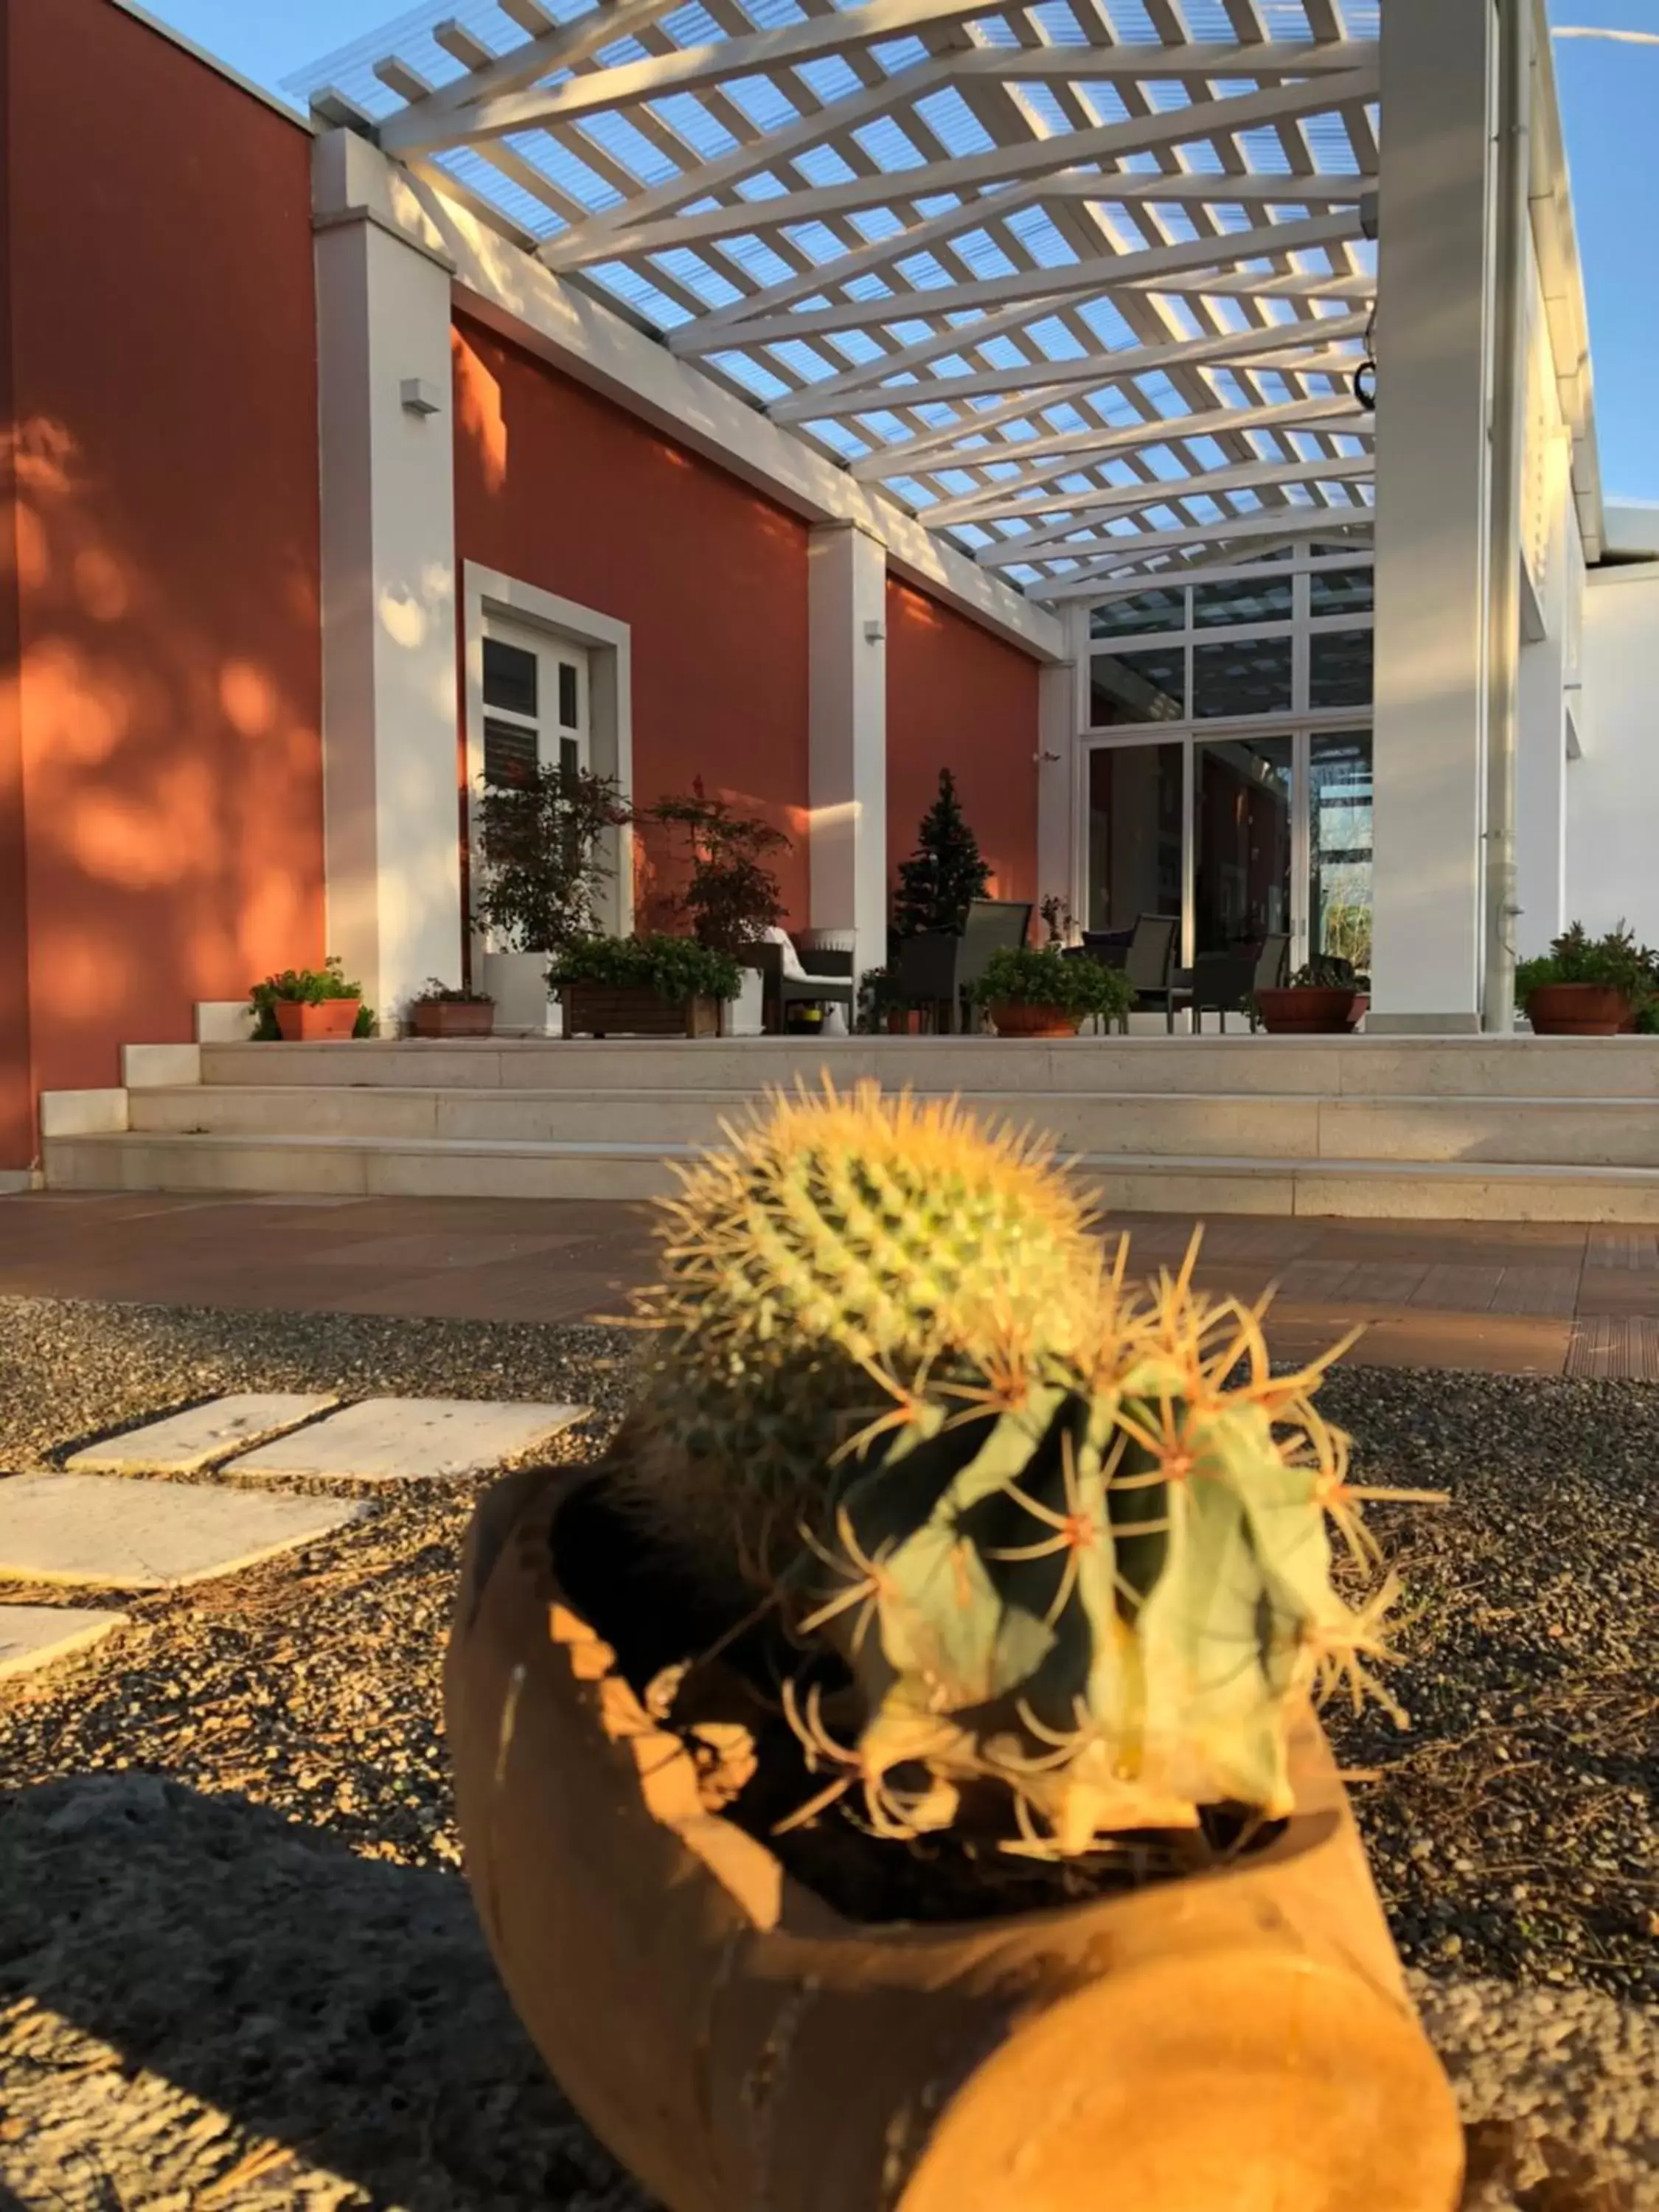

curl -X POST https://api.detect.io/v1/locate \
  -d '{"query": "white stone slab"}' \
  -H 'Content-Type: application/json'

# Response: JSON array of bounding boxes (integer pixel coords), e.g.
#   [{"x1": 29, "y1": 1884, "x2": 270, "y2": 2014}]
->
[
  {"x1": 0, "y1": 1605, "x2": 128, "y2": 1681},
  {"x1": 225, "y1": 1397, "x2": 585, "y2": 1484},
  {"x1": 0, "y1": 1475, "x2": 369, "y2": 1590},
  {"x1": 67, "y1": 1394, "x2": 339, "y2": 1475}
]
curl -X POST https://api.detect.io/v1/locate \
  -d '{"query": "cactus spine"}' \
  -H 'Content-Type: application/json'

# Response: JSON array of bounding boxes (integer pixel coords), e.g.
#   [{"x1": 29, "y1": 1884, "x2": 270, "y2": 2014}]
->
[{"x1": 619, "y1": 1085, "x2": 1416, "y2": 1853}]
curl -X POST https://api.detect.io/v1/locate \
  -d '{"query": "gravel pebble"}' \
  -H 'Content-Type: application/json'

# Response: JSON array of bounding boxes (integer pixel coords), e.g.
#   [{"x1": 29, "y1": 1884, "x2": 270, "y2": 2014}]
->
[{"x1": 0, "y1": 1298, "x2": 1654, "y2": 2208}]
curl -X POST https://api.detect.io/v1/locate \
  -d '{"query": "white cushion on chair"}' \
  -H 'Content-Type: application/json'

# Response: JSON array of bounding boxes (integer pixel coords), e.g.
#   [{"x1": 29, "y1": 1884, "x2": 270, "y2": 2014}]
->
[{"x1": 763, "y1": 925, "x2": 807, "y2": 981}]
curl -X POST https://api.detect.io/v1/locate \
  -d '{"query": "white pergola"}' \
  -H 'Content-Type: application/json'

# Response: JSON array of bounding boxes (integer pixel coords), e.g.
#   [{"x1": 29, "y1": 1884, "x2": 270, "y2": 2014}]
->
[{"x1": 297, "y1": 0, "x2": 1379, "y2": 601}]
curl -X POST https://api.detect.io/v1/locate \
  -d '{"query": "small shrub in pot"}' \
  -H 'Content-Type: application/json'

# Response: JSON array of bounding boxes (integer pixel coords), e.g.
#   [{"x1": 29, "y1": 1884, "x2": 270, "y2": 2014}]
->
[
  {"x1": 970, "y1": 944, "x2": 1133, "y2": 1037},
  {"x1": 548, "y1": 931, "x2": 742, "y2": 1037},
  {"x1": 1253, "y1": 954, "x2": 1367, "y2": 1036},
  {"x1": 248, "y1": 958, "x2": 372, "y2": 1042},
  {"x1": 408, "y1": 978, "x2": 495, "y2": 1039},
  {"x1": 1517, "y1": 921, "x2": 1658, "y2": 1035}
]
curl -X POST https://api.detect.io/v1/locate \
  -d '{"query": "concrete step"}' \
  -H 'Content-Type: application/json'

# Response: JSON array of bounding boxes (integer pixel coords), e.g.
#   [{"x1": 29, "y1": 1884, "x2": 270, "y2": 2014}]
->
[
  {"x1": 192, "y1": 1034, "x2": 1659, "y2": 1102},
  {"x1": 42, "y1": 1130, "x2": 1659, "y2": 1221},
  {"x1": 122, "y1": 1083, "x2": 1659, "y2": 1169}
]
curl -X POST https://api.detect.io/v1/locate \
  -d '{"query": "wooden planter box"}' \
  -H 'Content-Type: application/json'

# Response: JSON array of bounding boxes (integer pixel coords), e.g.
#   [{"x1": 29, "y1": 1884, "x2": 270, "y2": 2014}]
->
[
  {"x1": 273, "y1": 998, "x2": 361, "y2": 1042},
  {"x1": 560, "y1": 982, "x2": 723, "y2": 1040},
  {"x1": 410, "y1": 1001, "x2": 494, "y2": 1038}
]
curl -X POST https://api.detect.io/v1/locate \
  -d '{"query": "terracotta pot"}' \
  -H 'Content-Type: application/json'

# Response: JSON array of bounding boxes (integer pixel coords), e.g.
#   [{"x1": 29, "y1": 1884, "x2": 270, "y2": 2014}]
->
[
  {"x1": 986, "y1": 1002, "x2": 1082, "y2": 1039},
  {"x1": 445, "y1": 1469, "x2": 1464, "y2": 2212},
  {"x1": 1526, "y1": 983, "x2": 1629, "y2": 1037},
  {"x1": 273, "y1": 998, "x2": 361, "y2": 1042},
  {"x1": 410, "y1": 1000, "x2": 494, "y2": 1038},
  {"x1": 560, "y1": 983, "x2": 723, "y2": 1040},
  {"x1": 885, "y1": 1009, "x2": 922, "y2": 1035},
  {"x1": 1253, "y1": 987, "x2": 1366, "y2": 1037}
]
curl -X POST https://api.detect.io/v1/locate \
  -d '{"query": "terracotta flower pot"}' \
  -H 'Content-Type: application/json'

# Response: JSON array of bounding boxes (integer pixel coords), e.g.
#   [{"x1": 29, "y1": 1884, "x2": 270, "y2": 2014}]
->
[
  {"x1": 1526, "y1": 983, "x2": 1629, "y2": 1037},
  {"x1": 985, "y1": 1002, "x2": 1082, "y2": 1040},
  {"x1": 445, "y1": 1469, "x2": 1464, "y2": 2212},
  {"x1": 272, "y1": 998, "x2": 361, "y2": 1041},
  {"x1": 410, "y1": 1000, "x2": 493, "y2": 1038},
  {"x1": 1253, "y1": 987, "x2": 1366, "y2": 1037}
]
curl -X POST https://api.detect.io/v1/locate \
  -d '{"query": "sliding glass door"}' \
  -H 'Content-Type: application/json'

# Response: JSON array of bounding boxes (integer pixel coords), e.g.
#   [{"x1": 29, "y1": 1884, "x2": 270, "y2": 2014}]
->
[{"x1": 1082, "y1": 726, "x2": 1372, "y2": 978}]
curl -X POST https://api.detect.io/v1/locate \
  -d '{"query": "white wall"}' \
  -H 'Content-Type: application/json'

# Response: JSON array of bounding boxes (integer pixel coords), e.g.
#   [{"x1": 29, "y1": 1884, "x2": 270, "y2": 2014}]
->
[{"x1": 1567, "y1": 563, "x2": 1659, "y2": 945}]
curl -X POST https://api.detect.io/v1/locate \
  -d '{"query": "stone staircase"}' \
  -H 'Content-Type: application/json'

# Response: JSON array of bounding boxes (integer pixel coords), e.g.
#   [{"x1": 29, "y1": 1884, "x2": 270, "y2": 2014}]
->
[{"x1": 36, "y1": 1031, "x2": 1659, "y2": 1221}]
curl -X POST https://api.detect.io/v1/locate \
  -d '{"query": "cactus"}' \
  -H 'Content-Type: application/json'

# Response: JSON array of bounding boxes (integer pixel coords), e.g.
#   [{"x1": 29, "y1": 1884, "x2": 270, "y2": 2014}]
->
[
  {"x1": 619, "y1": 1079, "x2": 1100, "y2": 1576},
  {"x1": 774, "y1": 1250, "x2": 1419, "y2": 1850}
]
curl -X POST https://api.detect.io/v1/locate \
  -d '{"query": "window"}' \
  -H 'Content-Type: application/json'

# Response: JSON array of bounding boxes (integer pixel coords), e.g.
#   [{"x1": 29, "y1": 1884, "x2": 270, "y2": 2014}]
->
[
  {"x1": 483, "y1": 639, "x2": 538, "y2": 718},
  {"x1": 1086, "y1": 743, "x2": 1183, "y2": 931},
  {"x1": 1310, "y1": 732, "x2": 1374, "y2": 974},
  {"x1": 557, "y1": 661, "x2": 580, "y2": 728},
  {"x1": 483, "y1": 718, "x2": 538, "y2": 789},
  {"x1": 1192, "y1": 635, "x2": 1294, "y2": 720},
  {"x1": 1308, "y1": 628, "x2": 1374, "y2": 712},
  {"x1": 1089, "y1": 643, "x2": 1186, "y2": 726},
  {"x1": 1309, "y1": 567, "x2": 1374, "y2": 618},
  {"x1": 1191, "y1": 574, "x2": 1294, "y2": 628},
  {"x1": 1089, "y1": 589, "x2": 1187, "y2": 640}
]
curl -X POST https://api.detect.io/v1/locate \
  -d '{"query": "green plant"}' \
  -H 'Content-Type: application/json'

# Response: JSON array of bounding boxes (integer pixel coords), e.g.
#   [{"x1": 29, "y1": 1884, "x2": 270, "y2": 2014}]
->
[
  {"x1": 411, "y1": 977, "x2": 494, "y2": 1005},
  {"x1": 548, "y1": 931, "x2": 742, "y2": 1005},
  {"x1": 891, "y1": 768, "x2": 991, "y2": 939},
  {"x1": 855, "y1": 966, "x2": 900, "y2": 1032},
  {"x1": 248, "y1": 958, "x2": 374, "y2": 1040},
  {"x1": 619, "y1": 1083, "x2": 1101, "y2": 1577},
  {"x1": 970, "y1": 945, "x2": 1133, "y2": 1023},
  {"x1": 647, "y1": 781, "x2": 789, "y2": 954},
  {"x1": 474, "y1": 762, "x2": 628, "y2": 954},
  {"x1": 1289, "y1": 955, "x2": 1358, "y2": 990},
  {"x1": 1039, "y1": 894, "x2": 1074, "y2": 946},
  {"x1": 622, "y1": 1088, "x2": 1424, "y2": 1854},
  {"x1": 1517, "y1": 921, "x2": 1657, "y2": 1013}
]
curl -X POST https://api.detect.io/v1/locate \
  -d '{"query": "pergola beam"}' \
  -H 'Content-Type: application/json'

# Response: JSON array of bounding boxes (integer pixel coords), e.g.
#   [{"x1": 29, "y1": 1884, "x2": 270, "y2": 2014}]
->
[
  {"x1": 959, "y1": 450, "x2": 1375, "y2": 541},
  {"x1": 671, "y1": 211, "x2": 1362, "y2": 353},
  {"x1": 1034, "y1": 507, "x2": 1374, "y2": 594},
  {"x1": 854, "y1": 394, "x2": 1369, "y2": 489},
  {"x1": 767, "y1": 307, "x2": 1368, "y2": 420}
]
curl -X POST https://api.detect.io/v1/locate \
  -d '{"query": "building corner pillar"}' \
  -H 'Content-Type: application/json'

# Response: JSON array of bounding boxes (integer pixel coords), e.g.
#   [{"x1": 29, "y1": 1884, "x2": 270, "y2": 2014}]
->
[
  {"x1": 313, "y1": 129, "x2": 461, "y2": 1030},
  {"x1": 808, "y1": 523, "x2": 888, "y2": 987}
]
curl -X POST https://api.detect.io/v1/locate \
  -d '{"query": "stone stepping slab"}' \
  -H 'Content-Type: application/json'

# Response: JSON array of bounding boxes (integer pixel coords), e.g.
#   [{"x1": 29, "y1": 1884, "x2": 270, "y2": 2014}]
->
[
  {"x1": 0, "y1": 1475, "x2": 369, "y2": 1591},
  {"x1": 66, "y1": 1394, "x2": 338, "y2": 1475},
  {"x1": 0, "y1": 1604, "x2": 128, "y2": 1681},
  {"x1": 225, "y1": 1398, "x2": 585, "y2": 1484}
]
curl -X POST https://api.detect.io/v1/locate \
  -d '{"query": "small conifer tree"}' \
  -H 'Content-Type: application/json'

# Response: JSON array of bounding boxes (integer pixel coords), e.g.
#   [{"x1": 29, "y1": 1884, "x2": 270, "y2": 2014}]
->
[{"x1": 891, "y1": 768, "x2": 990, "y2": 937}]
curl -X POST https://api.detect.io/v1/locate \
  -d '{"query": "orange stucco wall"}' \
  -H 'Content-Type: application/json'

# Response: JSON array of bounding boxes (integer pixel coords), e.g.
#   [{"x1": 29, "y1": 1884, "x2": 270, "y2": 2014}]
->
[
  {"x1": 886, "y1": 577, "x2": 1040, "y2": 911},
  {"x1": 451, "y1": 316, "x2": 810, "y2": 927},
  {"x1": 0, "y1": 0, "x2": 324, "y2": 1169}
]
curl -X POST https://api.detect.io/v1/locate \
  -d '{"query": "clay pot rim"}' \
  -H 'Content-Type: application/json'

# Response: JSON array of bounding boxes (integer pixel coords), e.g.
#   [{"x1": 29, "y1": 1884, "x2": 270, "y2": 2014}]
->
[{"x1": 498, "y1": 1470, "x2": 1355, "y2": 1952}]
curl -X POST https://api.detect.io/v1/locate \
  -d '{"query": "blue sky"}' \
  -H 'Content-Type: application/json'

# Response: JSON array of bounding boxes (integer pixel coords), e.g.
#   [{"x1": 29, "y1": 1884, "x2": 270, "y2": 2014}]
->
[{"x1": 140, "y1": 0, "x2": 1659, "y2": 501}]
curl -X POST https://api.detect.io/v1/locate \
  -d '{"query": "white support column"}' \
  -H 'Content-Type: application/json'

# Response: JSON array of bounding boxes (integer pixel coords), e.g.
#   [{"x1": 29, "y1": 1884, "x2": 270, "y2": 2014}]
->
[
  {"x1": 1037, "y1": 611, "x2": 1079, "y2": 932},
  {"x1": 313, "y1": 131, "x2": 462, "y2": 1029},
  {"x1": 1514, "y1": 439, "x2": 1577, "y2": 958},
  {"x1": 809, "y1": 524, "x2": 888, "y2": 984},
  {"x1": 1368, "y1": 0, "x2": 1497, "y2": 1033}
]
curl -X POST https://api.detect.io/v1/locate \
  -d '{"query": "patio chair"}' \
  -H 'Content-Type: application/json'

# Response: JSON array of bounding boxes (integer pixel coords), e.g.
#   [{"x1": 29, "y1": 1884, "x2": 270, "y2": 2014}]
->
[
  {"x1": 739, "y1": 928, "x2": 855, "y2": 1032},
  {"x1": 888, "y1": 898, "x2": 1032, "y2": 1034},
  {"x1": 1074, "y1": 913, "x2": 1180, "y2": 1032},
  {"x1": 1184, "y1": 933, "x2": 1291, "y2": 1033}
]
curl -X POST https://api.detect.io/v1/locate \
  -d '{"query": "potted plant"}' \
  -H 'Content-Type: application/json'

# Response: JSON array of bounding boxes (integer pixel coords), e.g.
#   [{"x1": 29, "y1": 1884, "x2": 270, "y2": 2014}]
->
[
  {"x1": 248, "y1": 959, "x2": 370, "y2": 1043},
  {"x1": 445, "y1": 1088, "x2": 1464, "y2": 2212},
  {"x1": 549, "y1": 932, "x2": 742, "y2": 1038},
  {"x1": 970, "y1": 944, "x2": 1134, "y2": 1038},
  {"x1": 1517, "y1": 921, "x2": 1656, "y2": 1037},
  {"x1": 647, "y1": 782, "x2": 790, "y2": 1037},
  {"x1": 1039, "y1": 893, "x2": 1076, "y2": 947},
  {"x1": 1253, "y1": 955, "x2": 1368, "y2": 1037},
  {"x1": 857, "y1": 966, "x2": 917, "y2": 1035},
  {"x1": 473, "y1": 762, "x2": 629, "y2": 1032},
  {"x1": 407, "y1": 978, "x2": 495, "y2": 1040}
]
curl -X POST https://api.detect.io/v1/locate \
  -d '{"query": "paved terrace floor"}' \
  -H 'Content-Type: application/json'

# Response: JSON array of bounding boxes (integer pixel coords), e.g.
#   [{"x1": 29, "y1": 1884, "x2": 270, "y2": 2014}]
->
[{"x1": 2, "y1": 1194, "x2": 1658, "y2": 1378}]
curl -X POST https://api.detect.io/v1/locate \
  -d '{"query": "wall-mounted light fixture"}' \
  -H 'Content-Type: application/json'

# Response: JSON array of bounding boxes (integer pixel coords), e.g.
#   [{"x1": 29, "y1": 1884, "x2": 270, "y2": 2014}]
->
[
  {"x1": 400, "y1": 377, "x2": 444, "y2": 417},
  {"x1": 863, "y1": 619, "x2": 886, "y2": 644}
]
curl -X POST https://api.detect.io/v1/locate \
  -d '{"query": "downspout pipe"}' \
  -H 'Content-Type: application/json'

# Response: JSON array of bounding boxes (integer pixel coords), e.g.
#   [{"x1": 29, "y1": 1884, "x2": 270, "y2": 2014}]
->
[{"x1": 1483, "y1": 0, "x2": 1532, "y2": 1032}]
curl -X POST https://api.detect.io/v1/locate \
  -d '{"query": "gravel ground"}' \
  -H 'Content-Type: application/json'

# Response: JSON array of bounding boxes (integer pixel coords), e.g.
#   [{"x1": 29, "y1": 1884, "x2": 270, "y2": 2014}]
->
[{"x1": 0, "y1": 1294, "x2": 1655, "y2": 2210}]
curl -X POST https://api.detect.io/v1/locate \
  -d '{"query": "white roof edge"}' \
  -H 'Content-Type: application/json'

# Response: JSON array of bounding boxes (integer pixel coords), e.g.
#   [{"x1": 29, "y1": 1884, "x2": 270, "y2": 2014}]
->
[
  {"x1": 1528, "y1": 0, "x2": 1604, "y2": 564},
  {"x1": 316, "y1": 132, "x2": 1065, "y2": 664},
  {"x1": 109, "y1": 0, "x2": 316, "y2": 132}
]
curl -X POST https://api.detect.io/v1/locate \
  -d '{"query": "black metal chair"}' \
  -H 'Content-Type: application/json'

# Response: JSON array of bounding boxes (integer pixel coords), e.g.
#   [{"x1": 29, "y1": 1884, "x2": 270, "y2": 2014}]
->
[
  {"x1": 1183, "y1": 932, "x2": 1291, "y2": 1034},
  {"x1": 739, "y1": 931, "x2": 855, "y2": 1032},
  {"x1": 1071, "y1": 913, "x2": 1181, "y2": 1032},
  {"x1": 888, "y1": 899, "x2": 1032, "y2": 1034}
]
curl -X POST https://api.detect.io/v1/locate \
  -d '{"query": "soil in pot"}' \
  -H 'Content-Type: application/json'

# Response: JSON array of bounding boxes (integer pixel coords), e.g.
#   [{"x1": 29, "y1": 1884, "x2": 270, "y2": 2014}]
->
[
  {"x1": 1253, "y1": 987, "x2": 1363, "y2": 1037},
  {"x1": 551, "y1": 1476, "x2": 1281, "y2": 1925},
  {"x1": 1527, "y1": 983, "x2": 1629, "y2": 1037},
  {"x1": 273, "y1": 998, "x2": 361, "y2": 1041},
  {"x1": 986, "y1": 1004, "x2": 1082, "y2": 1040}
]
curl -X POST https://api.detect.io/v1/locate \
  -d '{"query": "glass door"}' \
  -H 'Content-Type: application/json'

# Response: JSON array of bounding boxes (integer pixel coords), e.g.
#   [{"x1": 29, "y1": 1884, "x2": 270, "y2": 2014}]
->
[{"x1": 1080, "y1": 726, "x2": 1371, "y2": 979}]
